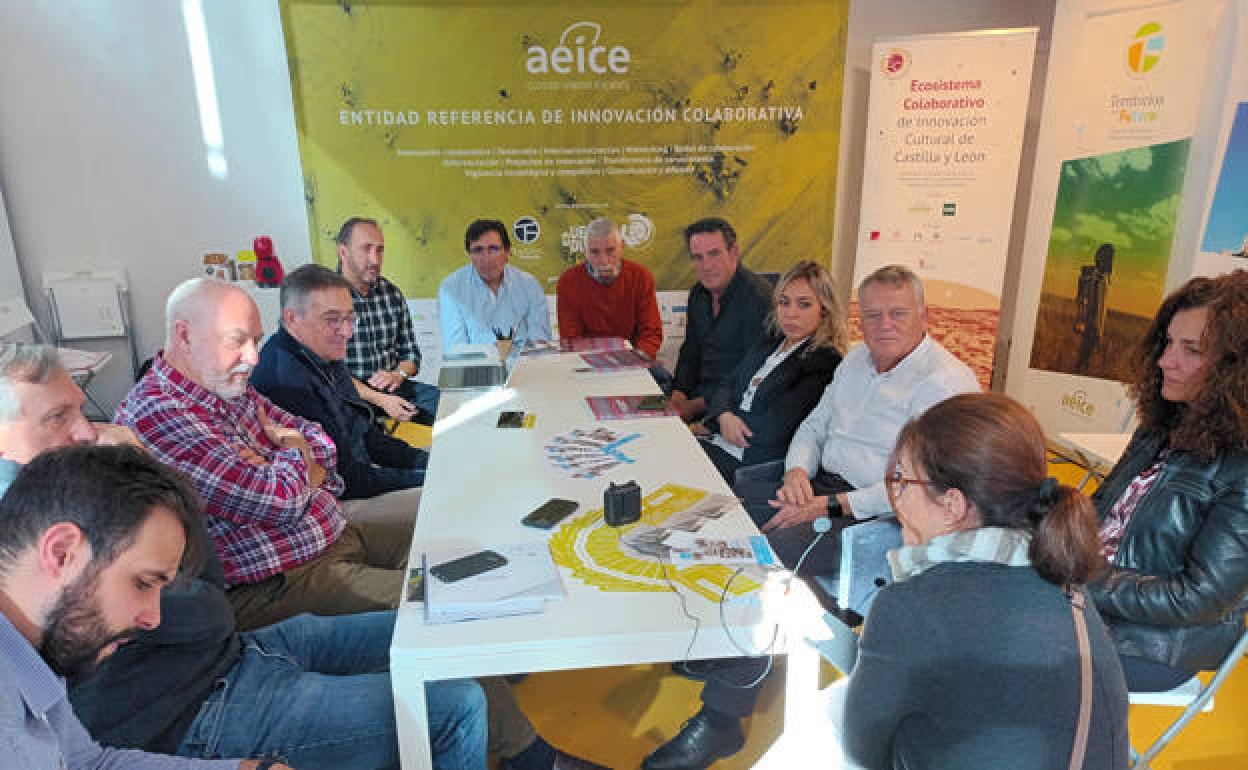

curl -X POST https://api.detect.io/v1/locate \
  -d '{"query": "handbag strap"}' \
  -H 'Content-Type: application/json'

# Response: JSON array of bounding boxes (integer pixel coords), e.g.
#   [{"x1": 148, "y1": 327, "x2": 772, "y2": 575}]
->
[{"x1": 1068, "y1": 588, "x2": 1093, "y2": 770}]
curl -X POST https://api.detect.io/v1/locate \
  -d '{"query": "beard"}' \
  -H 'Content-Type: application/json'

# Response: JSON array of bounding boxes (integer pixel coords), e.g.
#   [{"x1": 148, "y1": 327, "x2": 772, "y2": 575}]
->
[
  {"x1": 39, "y1": 567, "x2": 142, "y2": 682},
  {"x1": 207, "y1": 363, "x2": 254, "y2": 400}
]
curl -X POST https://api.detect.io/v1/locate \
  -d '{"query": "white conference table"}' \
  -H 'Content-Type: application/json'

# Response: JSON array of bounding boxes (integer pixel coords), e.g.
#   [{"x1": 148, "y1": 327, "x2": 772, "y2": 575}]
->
[{"x1": 389, "y1": 350, "x2": 827, "y2": 769}]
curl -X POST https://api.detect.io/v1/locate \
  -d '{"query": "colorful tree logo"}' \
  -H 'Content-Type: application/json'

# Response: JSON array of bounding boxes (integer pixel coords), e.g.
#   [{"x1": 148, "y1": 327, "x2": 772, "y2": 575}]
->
[{"x1": 1127, "y1": 22, "x2": 1164, "y2": 75}]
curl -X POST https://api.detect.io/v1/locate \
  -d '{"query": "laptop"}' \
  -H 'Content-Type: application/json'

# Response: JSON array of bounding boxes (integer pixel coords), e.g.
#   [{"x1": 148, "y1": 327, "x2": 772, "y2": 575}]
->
[{"x1": 437, "y1": 342, "x2": 522, "y2": 391}]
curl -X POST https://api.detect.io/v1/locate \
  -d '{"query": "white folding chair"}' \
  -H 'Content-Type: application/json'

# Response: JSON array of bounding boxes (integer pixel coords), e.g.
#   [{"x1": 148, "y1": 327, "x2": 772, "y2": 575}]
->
[{"x1": 1128, "y1": 626, "x2": 1248, "y2": 770}]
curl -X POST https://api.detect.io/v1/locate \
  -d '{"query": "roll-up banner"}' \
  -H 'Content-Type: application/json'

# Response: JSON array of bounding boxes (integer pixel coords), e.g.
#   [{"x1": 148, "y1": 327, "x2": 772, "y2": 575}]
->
[
  {"x1": 1006, "y1": 0, "x2": 1226, "y2": 433},
  {"x1": 1194, "y1": 3, "x2": 1248, "y2": 278},
  {"x1": 852, "y1": 28, "x2": 1037, "y2": 389}
]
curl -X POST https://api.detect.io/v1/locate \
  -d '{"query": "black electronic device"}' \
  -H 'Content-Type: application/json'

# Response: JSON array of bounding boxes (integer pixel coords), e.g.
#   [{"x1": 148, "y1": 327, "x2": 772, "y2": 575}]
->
[
  {"x1": 429, "y1": 550, "x2": 508, "y2": 583},
  {"x1": 604, "y1": 480, "x2": 642, "y2": 527},
  {"x1": 522, "y1": 498, "x2": 579, "y2": 529},
  {"x1": 497, "y1": 410, "x2": 526, "y2": 429}
]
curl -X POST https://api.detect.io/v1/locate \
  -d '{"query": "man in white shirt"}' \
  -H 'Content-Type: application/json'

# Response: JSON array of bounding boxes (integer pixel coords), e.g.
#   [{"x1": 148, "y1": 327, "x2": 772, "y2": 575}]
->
[
  {"x1": 438, "y1": 219, "x2": 552, "y2": 348},
  {"x1": 644, "y1": 265, "x2": 980, "y2": 770},
  {"x1": 748, "y1": 263, "x2": 981, "y2": 574}
]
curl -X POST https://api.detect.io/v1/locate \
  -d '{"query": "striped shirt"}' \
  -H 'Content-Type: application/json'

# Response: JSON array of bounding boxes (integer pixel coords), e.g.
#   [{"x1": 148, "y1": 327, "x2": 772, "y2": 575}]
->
[{"x1": 116, "y1": 354, "x2": 346, "y2": 586}]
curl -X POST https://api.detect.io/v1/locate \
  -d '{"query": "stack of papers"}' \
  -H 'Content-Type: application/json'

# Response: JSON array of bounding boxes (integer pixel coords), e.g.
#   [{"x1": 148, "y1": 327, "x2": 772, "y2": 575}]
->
[{"x1": 424, "y1": 543, "x2": 563, "y2": 624}]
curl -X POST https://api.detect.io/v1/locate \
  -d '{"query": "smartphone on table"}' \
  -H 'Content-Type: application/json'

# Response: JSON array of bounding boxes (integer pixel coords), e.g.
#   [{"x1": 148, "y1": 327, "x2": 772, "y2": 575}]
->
[
  {"x1": 429, "y1": 550, "x2": 508, "y2": 583},
  {"x1": 522, "y1": 498, "x2": 579, "y2": 529}
]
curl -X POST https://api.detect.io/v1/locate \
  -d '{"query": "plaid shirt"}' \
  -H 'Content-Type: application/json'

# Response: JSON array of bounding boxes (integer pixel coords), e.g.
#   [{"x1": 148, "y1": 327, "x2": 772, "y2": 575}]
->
[
  {"x1": 344, "y1": 274, "x2": 421, "y2": 379},
  {"x1": 116, "y1": 353, "x2": 346, "y2": 586}
]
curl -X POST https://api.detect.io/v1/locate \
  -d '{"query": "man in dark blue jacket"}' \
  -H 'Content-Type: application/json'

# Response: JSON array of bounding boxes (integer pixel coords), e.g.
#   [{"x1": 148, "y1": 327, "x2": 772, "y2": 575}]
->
[{"x1": 252, "y1": 264, "x2": 428, "y2": 501}]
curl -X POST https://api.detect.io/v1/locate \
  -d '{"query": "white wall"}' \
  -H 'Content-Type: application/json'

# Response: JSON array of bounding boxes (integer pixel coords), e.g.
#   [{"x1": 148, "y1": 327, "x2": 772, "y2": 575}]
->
[
  {"x1": 0, "y1": 0, "x2": 1053, "y2": 409},
  {"x1": 0, "y1": 1, "x2": 310, "y2": 410},
  {"x1": 832, "y1": 0, "x2": 1056, "y2": 387}
]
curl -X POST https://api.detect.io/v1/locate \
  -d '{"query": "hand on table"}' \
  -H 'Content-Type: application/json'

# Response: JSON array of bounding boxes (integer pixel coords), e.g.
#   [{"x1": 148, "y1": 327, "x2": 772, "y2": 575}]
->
[
  {"x1": 717, "y1": 412, "x2": 753, "y2": 448},
  {"x1": 239, "y1": 761, "x2": 294, "y2": 770}
]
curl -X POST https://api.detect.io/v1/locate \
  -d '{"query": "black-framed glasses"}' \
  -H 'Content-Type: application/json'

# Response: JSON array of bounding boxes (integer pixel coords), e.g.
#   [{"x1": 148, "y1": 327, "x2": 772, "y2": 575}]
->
[{"x1": 884, "y1": 464, "x2": 939, "y2": 504}]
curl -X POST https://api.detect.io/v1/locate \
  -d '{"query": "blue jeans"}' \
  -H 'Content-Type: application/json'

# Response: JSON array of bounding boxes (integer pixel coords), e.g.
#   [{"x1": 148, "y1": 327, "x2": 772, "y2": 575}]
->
[
  {"x1": 396, "y1": 379, "x2": 441, "y2": 425},
  {"x1": 177, "y1": 611, "x2": 486, "y2": 770}
]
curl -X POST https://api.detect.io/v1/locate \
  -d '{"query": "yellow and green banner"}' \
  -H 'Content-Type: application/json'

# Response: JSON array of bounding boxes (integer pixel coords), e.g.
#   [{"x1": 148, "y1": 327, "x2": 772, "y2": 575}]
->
[{"x1": 280, "y1": 0, "x2": 847, "y2": 296}]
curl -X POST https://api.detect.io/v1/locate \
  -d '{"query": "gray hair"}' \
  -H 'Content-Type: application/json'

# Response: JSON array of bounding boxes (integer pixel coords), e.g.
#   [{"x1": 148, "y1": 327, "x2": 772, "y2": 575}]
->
[
  {"x1": 586, "y1": 217, "x2": 621, "y2": 243},
  {"x1": 0, "y1": 344, "x2": 65, "y2": 422},
  {"x1": 858, "y1": 264, "x2": 925, "y2": 308},
  {"x1": 164, "y1": 276, "x2": 236, "y2": 346},
  {"x1": 281, "y1": 264, "x2": 354, "y2": 317}
]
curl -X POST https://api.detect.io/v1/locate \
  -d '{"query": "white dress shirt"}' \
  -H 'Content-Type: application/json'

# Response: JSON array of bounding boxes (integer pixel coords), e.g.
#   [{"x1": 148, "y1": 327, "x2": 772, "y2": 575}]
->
[
  {"x1": 438, "y1": 263, "x2": 552, "y2": 346},
  {"x1": 785, "y1": 335, "x2": 980, "y2": 518}
]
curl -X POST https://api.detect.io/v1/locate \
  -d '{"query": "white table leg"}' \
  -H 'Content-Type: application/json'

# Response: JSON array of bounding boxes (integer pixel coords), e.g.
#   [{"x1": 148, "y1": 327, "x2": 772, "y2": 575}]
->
[{"x1": 392, "y1": 666, "x2": 433, "y2": 770}]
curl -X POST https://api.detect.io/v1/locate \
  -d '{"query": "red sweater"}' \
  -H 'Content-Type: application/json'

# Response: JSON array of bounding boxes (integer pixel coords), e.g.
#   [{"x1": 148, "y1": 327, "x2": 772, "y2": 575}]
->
[{"x1": 556, "y1": 259, "x2": 663, "y2": 359}]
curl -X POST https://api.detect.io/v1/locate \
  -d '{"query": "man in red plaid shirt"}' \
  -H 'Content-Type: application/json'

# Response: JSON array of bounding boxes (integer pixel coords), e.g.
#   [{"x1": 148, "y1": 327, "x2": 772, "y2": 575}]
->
[{"x1": 117, "y1": 277, "x2": 411, "y2": 631}]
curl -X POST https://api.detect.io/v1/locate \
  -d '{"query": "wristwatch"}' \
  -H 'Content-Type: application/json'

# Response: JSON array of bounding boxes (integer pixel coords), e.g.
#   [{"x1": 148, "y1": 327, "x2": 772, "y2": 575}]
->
[{"x1": 827, "y1": 496, "x2": 843, "y2": 517}]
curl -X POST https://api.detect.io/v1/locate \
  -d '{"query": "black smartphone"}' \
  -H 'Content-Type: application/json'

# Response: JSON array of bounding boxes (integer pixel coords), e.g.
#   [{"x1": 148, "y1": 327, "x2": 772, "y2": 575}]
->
[
  {"x1": 429, "y1": 550, "x2": 508, "y2": 583},
  {"x1": 522, "y1": 498, "x2": 579, "y2": 529},
  {"x1": 497, "y1": 410, "x2": 525, "y2": 429},
  {"x1": 637, "y1": 394, "x2": 668, "y2": 411}
]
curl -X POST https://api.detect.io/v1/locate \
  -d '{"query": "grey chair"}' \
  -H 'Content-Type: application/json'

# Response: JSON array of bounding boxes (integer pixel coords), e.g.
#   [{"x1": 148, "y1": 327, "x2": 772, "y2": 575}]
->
[
  {"x1": 1127, "y1": 625, "x2": 1248, "y2": 770},
  {"x1": 835, "y1": 517, "x2": 903, "y2": 621}
]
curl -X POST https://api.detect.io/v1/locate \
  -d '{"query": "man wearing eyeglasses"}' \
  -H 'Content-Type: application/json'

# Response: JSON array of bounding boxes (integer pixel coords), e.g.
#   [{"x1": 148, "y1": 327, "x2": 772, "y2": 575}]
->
[
  {"x1": 645, "y1": 264, "x2": 979, "y2": 770},
  {"x1": 338, "y1": 216, "x2": 441, "y2": 425},
  {"x1": 753, "y1": 263, "x2": 979, "y2": 570},
  {"x1": 439, "y1": 219, "x2": 552, "y2": 348},
  {"x1": 252, "y1": 264, "x2": 428, "y2": 502}
]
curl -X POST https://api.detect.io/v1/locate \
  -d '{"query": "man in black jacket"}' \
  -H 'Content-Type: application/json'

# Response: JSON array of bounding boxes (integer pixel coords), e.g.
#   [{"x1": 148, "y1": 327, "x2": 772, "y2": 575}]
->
[
  {"x1": 669, "y1": 218, "x2": 772, "y2": 421},
  {"x1": 251, "y1": 264, "x2": 428, "y2": 502}
]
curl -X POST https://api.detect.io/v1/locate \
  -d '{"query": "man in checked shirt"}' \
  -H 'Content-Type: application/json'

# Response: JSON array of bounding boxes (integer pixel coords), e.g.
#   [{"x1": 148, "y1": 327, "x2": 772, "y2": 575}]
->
[
  {"x1": 337, "y1": 216, "x2": 441, "y2": 425},
  {"x1": 116, "y1": 277, "x2": 412, "y2": 632}
]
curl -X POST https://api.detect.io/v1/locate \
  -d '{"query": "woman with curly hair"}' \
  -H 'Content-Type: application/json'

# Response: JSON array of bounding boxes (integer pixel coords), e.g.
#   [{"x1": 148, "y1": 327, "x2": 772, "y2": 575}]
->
[{"x1": 1089, "y1": 270, "x2": 1248, "y2": 691}]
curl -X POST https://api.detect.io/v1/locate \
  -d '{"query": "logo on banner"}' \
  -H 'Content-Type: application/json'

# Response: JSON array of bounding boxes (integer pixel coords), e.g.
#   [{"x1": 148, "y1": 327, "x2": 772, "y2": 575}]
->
[
  {"x1": 562, "y1": 225, "x2": 589, "y2": 257},
  {"x1": 513, "y1": 216, "x2": 541, "y2": 245},
  {"x1": 620, "y1": 214, "x2": 654, "y2": 247},
  {"x1": 879, "y1": 49, "x2": 910, "y2": 78},
  {"x1": 526, "y1": 21, "x2": 631, "y2": 75},
  {"x1": 1126, "y1": 22, "x2": 1164, "y2": 75},
  {"x1": 1060, "y1": 390, "x2": 1096, "y2": 418}
]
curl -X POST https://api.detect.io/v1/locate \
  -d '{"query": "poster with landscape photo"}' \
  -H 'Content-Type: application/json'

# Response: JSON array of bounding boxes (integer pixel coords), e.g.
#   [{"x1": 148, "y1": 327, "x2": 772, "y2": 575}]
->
[{"x1": 1029, "y1": 138, "x2": 1190, "y2": 382}]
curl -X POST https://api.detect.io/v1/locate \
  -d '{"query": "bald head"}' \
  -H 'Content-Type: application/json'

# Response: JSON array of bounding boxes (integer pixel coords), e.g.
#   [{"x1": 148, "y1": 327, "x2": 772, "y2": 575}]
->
[{"x1": 163, "y1": 277, "x2": 262, "y2": 400}]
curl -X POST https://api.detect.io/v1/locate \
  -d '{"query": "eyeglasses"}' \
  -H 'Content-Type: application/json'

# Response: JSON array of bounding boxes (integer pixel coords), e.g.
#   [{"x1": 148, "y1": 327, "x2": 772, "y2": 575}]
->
[
  {"x1": 884, "y1": 464, "x2": 939, "y2": 506},
  {"x1": 320, "y1": 313, "x2": 356, "y2": 330},
  {"x1": 469, "y1": 244, "x2": 504, "y2": 256}
]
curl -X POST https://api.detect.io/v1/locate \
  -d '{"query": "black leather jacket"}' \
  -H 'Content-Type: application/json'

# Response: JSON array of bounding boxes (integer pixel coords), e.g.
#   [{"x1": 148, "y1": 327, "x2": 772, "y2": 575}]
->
[{"x1": 1088, "y1": 426, "x2": 1248, "y2": 672}]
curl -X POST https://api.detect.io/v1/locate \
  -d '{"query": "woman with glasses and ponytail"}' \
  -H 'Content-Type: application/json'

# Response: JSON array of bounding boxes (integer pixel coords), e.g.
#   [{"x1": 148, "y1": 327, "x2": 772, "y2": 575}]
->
[
  {"x1": 843, "y1": 393, "x2": 1128, "y2": 770},
  {"x1": 1088, "y1": 271, "x2": 1248, "y2": 693}
]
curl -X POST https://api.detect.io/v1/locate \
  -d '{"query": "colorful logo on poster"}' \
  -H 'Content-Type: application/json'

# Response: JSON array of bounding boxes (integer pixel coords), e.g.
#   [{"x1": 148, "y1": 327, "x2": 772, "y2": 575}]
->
[
  {"x1": 1126, "y1": 22, "x2": 1164, "y2": 76},
  {"x1": 526, "y1": 21, "x2": 631, "y2": 75},
  {"x1": 880, "y1": 48, "x2": 909, "y2": 78}
]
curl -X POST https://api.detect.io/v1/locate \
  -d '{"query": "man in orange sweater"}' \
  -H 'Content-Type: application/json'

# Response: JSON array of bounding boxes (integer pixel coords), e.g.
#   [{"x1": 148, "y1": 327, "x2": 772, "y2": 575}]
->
[{"x1": 556, "y1": 217, "x2": 664, "y2": 360}]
